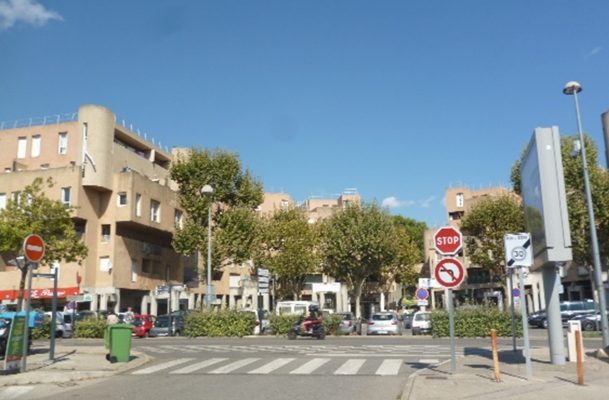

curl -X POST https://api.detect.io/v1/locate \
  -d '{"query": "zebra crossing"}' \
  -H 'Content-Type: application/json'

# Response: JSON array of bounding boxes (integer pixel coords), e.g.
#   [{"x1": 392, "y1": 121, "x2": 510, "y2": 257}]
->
[
  {"x1": 134, "y1": 343, "x2": 452, "y2": 356},
  {"x1": 130, "y1": 355, "x2": 441, "y2": 376},
  {"x1": 0, "y1": 386, "x2": 34, "y2": 400}
]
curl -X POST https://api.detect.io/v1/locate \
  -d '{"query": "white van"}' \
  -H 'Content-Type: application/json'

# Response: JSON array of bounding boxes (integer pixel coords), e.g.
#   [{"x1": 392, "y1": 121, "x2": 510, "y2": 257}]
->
[
  {"x1": 44, "y1": 311, "x2": 73, "y2": 338},
  {"x1": 275, "y1": 301, "x2": 320, "y2": 316}
]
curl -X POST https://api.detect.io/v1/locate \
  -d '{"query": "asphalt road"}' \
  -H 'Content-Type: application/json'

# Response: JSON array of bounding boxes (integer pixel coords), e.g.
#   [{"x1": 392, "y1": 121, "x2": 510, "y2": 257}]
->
[{"x1": 30, "y1": 329, "x2": 603, "y2": 400}]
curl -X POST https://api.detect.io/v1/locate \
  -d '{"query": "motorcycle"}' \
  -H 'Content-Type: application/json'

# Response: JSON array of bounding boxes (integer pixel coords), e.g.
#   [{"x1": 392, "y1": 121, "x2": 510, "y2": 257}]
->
[{"x1": 287, "y1": 315, "x2": 325, "y2": 340}]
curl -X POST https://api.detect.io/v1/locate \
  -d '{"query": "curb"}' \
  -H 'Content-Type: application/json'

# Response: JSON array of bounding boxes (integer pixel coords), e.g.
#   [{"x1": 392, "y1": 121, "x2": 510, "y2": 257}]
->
[{"x1": 400, "y1": 355, "x2": 456, "y2": 400}]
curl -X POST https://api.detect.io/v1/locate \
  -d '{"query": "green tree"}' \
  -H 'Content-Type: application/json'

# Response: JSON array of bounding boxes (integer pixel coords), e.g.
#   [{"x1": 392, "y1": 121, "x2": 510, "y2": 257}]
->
[
  {"x1": 511, "y1": 134, "x2": 609, "y2": 269},
  {"x1": 256, "y1": 208, "x2": 320, "y2": 299},
  {"x1": 169, "y1": 149, "x2": 264, "y2": 300},
  {"x1": 320, "y1": 203, "x2": 398, "y2": 318},
  {"x1": 391, "y1": 215, "x2": 427, "y2": 256},
  {"x1": 459, "y1": 195, "x2": 525, "y2": 280},
  {"x1": 0, "y1": 178, "x2": 88, "y2": 310}
]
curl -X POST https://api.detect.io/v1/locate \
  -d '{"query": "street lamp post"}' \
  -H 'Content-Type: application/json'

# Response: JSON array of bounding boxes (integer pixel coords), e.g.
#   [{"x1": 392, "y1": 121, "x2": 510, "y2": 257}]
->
[
  {"x1": 563, "y1": 81, "x2": 609, "y2": 349},
  {"x1": 201, "y1": 185, "x2": 214, "y2": 309}
]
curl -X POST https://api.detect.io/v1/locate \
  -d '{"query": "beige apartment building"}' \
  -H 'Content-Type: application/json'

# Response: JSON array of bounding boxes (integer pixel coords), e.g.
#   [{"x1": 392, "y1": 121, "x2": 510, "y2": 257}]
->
[{"x1": 0, "y1": 104, "x2": 188, "y2": 315}]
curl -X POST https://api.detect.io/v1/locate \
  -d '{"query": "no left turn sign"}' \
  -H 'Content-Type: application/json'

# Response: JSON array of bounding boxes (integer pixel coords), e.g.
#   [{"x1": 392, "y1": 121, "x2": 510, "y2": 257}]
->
[{"x1": 434, "y1": 258, "x2": 465, "y2": 288}]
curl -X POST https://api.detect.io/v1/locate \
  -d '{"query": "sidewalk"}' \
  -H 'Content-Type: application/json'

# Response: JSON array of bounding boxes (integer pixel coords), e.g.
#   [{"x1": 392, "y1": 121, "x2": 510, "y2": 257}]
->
[
  {"x1": 402, "y1": 346, "x2": 609, "y2": 400},
  {"x1": 0, "y1": 344, "x2": 150, "y2": 387}
]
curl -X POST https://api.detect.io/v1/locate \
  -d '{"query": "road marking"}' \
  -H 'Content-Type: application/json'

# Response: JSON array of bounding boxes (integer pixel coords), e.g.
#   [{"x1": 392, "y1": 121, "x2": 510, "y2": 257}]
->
[
  {"x1": 0, "y1": 386, "x2": 34, "y2": 400},
  {"x1": 209, "y1": 358, "x2": 260, "y2": 374},
  {"x1": 334, "y1": 359, "x2": 365, "y2": 375},
  {"x1": 376, "y1": 359, "x2": 403, "y2": 375},
  {"x1": 132, "y1": 358, "x2": 194, "y2": 375},
  {"x1": 170, "y1": 358, "x2": 228, "y2": 374},
  {"x1": 289, "y1": 358, "x2": 330, "y2": 374},
  {"x1": 136, "y1": 345, "x2": 168, "y2": 353},
  {"x1": 247, "y1": 358, "x2": 296, "y2": 374}
]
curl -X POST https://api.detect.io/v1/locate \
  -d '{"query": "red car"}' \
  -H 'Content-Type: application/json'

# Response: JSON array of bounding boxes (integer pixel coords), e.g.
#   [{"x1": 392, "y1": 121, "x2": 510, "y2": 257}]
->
[{"x1": 132, "y1": 314, "x2": 155, "y2": 338}]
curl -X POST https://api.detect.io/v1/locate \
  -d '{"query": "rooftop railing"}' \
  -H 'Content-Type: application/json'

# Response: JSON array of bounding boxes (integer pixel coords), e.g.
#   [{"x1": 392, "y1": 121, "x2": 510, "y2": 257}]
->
[{"x1": 0, "y1": 113, "x2": 77, "y2": 129}]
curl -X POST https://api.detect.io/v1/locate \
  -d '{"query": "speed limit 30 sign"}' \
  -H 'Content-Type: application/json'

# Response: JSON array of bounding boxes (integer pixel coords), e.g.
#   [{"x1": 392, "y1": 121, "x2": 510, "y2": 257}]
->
[{"x1": 504, "y1": 233, "x2": 533, "y2": 268}]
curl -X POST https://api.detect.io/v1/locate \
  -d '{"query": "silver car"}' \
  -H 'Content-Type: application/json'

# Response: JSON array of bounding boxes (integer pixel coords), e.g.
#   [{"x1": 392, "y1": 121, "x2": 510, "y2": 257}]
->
[
  {"x1": 367, "y1": 312, "x2": 402, "y2": 335},
  {"x1": 337, "y1": 312, "x2": 355, "y2": 335}
]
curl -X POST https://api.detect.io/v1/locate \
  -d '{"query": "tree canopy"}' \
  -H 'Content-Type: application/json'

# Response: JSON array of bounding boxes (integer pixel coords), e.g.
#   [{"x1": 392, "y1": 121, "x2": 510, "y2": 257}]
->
[
  {"x1": 170, "y1": 148, "x2": 264, "y2": 276},
  {"x1": 0, "y1": 178, "x2": 88, "y2": 310},
  {"x1": 459, "y1": 194, "x2": 524, "y2": 279},
  {"x1": 256, "y1": 208, "x2": 320, "y2": 299}
]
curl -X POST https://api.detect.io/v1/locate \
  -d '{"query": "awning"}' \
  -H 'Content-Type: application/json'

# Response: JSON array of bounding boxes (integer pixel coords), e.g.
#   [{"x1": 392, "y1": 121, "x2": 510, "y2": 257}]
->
[{"x1": 0, "y1": 287, "x2": 80, "y2": 300}]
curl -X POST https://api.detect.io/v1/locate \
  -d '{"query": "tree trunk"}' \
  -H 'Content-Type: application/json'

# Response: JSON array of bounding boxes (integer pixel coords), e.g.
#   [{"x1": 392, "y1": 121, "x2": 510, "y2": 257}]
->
[{"x1": 353, "y1": 280, "x2": 365, "y2": 319}]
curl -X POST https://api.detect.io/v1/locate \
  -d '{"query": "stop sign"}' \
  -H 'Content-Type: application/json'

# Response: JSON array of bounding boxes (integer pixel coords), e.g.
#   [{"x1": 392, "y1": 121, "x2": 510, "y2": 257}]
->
[
  {"x1": 433, "y1": 226, "x2": 462, "y2": 255},
  {"x1": 23, "y1": 234, "x2": 45, "y2": 263}
]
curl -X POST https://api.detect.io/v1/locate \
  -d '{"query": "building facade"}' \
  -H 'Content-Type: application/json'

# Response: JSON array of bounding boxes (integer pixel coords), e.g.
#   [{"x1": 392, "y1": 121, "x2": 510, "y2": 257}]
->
[{"x1": 0, "y1": 105, "x2": 187, "y2": 315}]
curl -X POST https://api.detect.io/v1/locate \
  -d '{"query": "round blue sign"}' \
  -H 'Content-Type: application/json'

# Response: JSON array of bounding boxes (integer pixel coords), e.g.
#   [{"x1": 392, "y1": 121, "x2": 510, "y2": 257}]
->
[
  {"x1": 416, "y1": 288, "x2": 429, "y2": 301},
  {"x1": 512, "y1": 288, "x2": 520, "y2": 298}
]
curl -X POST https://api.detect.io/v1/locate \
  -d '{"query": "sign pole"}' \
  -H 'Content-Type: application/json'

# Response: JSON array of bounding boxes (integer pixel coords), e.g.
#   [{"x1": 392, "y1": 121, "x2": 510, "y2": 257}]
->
[
  {"x1": 447, "y1": 288, "x2": 456, "y2": 373},
  {"x1": 50, "y1": 267, "x2": 58, "y2": 361},
  {"x1": 518, "y1": 266, "x2": 533, "y2": 379},
  {"x1": 20, "y1": 263, "x2": 34, "y2": 373},
  {"x1": 508, "y1": 269, "x2": 517, "y2": 352}
]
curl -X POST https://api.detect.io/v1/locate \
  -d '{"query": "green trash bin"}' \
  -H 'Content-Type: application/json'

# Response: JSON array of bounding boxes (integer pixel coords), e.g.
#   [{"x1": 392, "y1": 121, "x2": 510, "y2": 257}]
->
[{"x1": 105, "y1": 324, "x2": 133, "y2": 363}]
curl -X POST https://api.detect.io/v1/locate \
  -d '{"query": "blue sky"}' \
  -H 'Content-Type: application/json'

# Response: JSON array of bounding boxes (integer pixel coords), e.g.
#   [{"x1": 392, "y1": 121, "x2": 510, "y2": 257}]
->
[{"x1": 1, "y1": 1, "x2": 609, "y2": 227}]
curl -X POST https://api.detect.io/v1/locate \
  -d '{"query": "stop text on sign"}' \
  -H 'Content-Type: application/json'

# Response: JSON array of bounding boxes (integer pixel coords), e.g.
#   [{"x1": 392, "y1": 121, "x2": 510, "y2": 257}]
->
[{"x1": 433, "y1": 226, "x2": 463, "y2": 255}]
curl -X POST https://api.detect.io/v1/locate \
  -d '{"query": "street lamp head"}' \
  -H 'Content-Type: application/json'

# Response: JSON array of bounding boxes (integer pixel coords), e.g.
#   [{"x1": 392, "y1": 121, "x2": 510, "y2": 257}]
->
[
  {"x1": 563, "y1": 81, "x2": 582, "y2": 95},
  {"x1": 201, "y1": 184, "x2": 214, "y2": 196}
]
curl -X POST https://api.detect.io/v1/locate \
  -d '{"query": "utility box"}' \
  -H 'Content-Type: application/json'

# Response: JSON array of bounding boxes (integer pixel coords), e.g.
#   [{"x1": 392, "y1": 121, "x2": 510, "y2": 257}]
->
[{"x1": 567, "y1": 320, "x2": 583, "y2": 363}]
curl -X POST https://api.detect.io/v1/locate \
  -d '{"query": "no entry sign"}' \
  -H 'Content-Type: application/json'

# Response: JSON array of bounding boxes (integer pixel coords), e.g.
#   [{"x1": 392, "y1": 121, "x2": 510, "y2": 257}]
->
[
  {"x1": 433, "y1": 226, "x2": 463, "y2": 255},
  {"x1": 23, "y1": 234, "x2": 45, "y2": 263},
  {"x1": 434, "y1": 257, "x2": 465, "y2": 288}
]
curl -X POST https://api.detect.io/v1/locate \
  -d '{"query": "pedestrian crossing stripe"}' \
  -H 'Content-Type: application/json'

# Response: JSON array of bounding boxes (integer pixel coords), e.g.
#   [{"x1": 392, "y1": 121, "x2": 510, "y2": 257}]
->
[
  {"x1": 131, "y1": 357, "x2": 435, "y2": 376},
  {"x1": 0, "y1": 386, "x2": 34, "y2": 400}
]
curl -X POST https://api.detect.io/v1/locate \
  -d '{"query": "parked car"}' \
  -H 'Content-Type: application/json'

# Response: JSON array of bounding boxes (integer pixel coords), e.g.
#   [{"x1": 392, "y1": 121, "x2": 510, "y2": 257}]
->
[
  {"x1": 132, "y1": 314, "x2": 156, "y2": 338},
  {"x1": 337, "y1": 312, "x2": 355, "y2": 335},
  {"x1": 148, "y1": 314, "x2": 185, "y2": 337},
  {"x1": 571, "y1": 311, "x2": 609, "y2": 331},
  {"x1": 411, "y1": 311, "x2": 432, "y2": 335},
  {"x1": 528, "y1": 300, "x2": 596, "y2": 328},
  {"x1": 402, "y1": 312, "x2": 414, "y2": 329},
  {"x1": 44, "y1": 311, "x2": 73, "y2": 338},
  {"x1": 367, "y1": 312, "x2": 402, "y2": 335}
]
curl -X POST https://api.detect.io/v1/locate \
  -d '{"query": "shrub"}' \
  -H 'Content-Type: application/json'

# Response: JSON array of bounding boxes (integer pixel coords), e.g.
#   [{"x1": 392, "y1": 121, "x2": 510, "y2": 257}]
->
[
  {"x1": 432, "y1": 306, "x2": 522, "y2": 338},
  {"x1": 75, "y1": 319, "x2": 107, "y2": 338},
  {"x1": 323, "y1": 314, "x2": 342, "y2": 335},
  {"x1": 185, "y1": 310, "x2": 256, "y2": 337},
  {"x1": 269, "y1": 314, "x2": 301, "y2": 336},
  {"x1": 31, "y1": 316, "x2": 51, "y2": 340}
]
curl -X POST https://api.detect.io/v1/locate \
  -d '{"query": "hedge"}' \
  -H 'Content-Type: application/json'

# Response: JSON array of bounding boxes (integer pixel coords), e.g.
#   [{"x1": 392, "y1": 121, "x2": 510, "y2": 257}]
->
[
  {"x1": 31, "y1": 317, "x2": 51, "y2": 340},
  {"x1": 432, "y1": 306, "x2": 522, "y2": 338},
  {"x1": 185, "y1": 310, "x2": 256, "y2": 337},
  {"x1": 75, "y1": 319, "x2": 107, "y2": 338}
]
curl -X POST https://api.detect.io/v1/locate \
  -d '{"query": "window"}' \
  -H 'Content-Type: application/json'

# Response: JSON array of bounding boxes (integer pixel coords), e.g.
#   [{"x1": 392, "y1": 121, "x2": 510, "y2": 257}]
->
[
  {"x1": 135, "y1": 193, "x2": 142, "y2": 216},
  {"x1": 456, "y1": 193, "x2": 464, "y2": 208},
  {"x1": 101, "y1": 224, "x2": 111, "y2": 242},
  {"x1": 4, "y1": 168, "x2": 11, "y2": 173},
  {"x1": 99, "y1": 256, "x2": 111, "y2": 272},
  {"x1": 17, "y1": 137, "x2": 27, "y2": 159},
  {"x1": 31, "y1": 135, "x2": 41, "y2": 158},
  {"x1": 0, "y1": 193, "x2": 5, "y2": 210},
  {"x1": 58, "y1": 132, "x2": 68, "y2": 155},
  {"x1": 150, "y1": 200, "x2": 160, "y2": 223},
  {"x1": 61, "y1": 187, "x2": 71, "y2": 207},
  {"x1": 174, "y1": 209, "x2": 183, "y2": 229},
  {"x1": 280, "y1": 199, "x2": 289, "y2": 210},
  {"x1": 117, "y1": 192, "x2": 127, "y2": 207},
  {"x1": 131, "y1": 259, "x2": 138, "y2": 282},
  {"x1": 40, "y1": 163, "x2": 50, "y2": 170},
  {"x1": 11, "y1": 191, "x2": 21, "y2": 205}
]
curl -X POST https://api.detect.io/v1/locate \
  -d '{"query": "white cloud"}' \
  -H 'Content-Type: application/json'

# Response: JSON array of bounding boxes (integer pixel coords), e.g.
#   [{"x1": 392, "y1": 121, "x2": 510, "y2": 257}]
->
[
  {"x1": 587, "y1": 46, "x2": 602, "y2": 57},
  {"x1": 382, "y1": 196, "x2": 414, "y2": 209},
  {"x1": 0, "y1": 0, "x2": 63, "y2": 30},
  {"x1": 419, "y1": 196, "x2": 436, "y2": 208}
]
